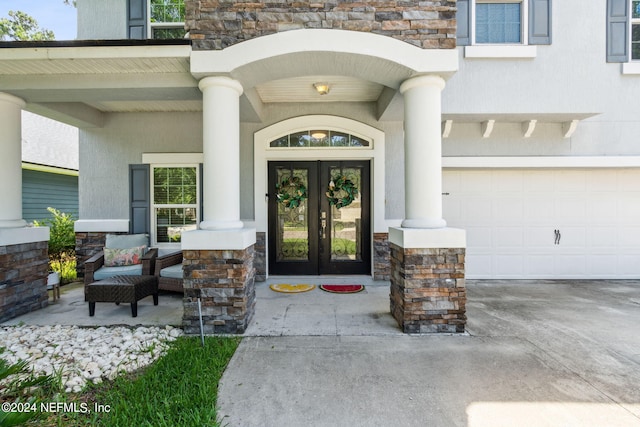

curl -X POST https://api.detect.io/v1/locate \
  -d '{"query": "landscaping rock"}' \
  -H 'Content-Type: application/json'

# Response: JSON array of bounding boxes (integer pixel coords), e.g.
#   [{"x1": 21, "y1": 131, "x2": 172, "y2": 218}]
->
[{"x1": 0, "y1": 325, "x2": 183, "y2": 393}]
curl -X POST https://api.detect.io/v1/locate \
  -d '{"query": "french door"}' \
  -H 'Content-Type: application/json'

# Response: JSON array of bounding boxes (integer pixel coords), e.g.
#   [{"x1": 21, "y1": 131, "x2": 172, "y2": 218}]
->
[{"x1": 268, "y1": 160, "x2": 371, "y2": 275}]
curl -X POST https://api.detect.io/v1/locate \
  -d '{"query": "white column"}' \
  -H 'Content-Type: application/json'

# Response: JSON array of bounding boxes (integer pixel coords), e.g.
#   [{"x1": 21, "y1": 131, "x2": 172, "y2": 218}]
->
[
  {"x1": 0, "y1": 93, "x2": 27, "y2": 229},
  {"x1": 399, "y1": 75, "x2": 447, "y2": 229},
  {"x1": 198, "y1": 76, "x2": 244, "y2": 230}
]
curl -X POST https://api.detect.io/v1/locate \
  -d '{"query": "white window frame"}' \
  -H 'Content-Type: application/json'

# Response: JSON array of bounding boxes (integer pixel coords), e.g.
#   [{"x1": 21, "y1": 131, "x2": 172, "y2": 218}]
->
[
  {"x1": 147, "y1": 0, "x2": 186, "y2": 39},
  {"x1": 150, "y1": 163, "x2": 200, "y2": 249},
  {"x1": 267, "y1": 129, "x2": 373, "y2": 150},
  {"x1": 465, "y1": 0, "x2": 537, "y2": 58},
  {"x1": 632, "y1": 0, "x2": 640, "y2": 61},
  {"x1": 623, "y1": 1, "x2": 640, "y2": 73},
  {"x1": 471, "y1": 0, "x2": 528, "y2": 45}
]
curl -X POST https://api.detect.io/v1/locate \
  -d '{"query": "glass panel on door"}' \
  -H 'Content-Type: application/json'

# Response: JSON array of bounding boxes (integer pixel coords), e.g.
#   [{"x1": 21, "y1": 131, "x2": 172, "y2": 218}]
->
[
  {"x1": 328, "y1": 167, "x2": 363, "y2": 262},
  {"x1": 319, "y1": 160, "x2": 371, "y2": 275},
  {"x1": 275, "y1": 167, "x2": 310, "y2": 262}
]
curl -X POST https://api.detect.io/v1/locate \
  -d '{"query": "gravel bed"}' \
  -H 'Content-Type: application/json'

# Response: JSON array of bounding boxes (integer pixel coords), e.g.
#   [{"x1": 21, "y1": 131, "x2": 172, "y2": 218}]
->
[{"x1": 0, "y1": 325, "x2": 183, "y2": 393}]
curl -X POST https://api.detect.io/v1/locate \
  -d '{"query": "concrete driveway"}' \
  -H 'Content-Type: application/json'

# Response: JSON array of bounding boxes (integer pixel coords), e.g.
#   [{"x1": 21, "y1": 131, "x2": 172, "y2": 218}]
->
[{"x1": 217, "y1": 280, "x2": 640, "y2": 427}]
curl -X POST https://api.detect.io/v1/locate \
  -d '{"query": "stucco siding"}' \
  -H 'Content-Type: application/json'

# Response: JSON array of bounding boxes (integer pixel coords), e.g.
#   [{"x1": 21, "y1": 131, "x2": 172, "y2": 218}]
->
[
  {"x1": 79, "y1": 112, "x2": 202, "y2": 219},
  {"x1": 22, "y1": 112, "x2": 78, "y2": 170},
  {"x1": 77, "y1": 0, "x2": 127, "y2": 40},
  {"x1": 443, "y1": 0, "x2": 640, "y2": 156}
]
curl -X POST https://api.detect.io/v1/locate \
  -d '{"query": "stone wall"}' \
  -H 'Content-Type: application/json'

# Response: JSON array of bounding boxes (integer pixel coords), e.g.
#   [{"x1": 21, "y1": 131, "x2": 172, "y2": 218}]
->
[
  {"x1": 389, "y1": 243, "x2": 465, "y2": 333},
  {"x1": 255, "y1": 232, "x2": 266, "y2": 282},
  {"x1": 0, "y1": 241, "x2": 49, "y2": 323},
  {"x1": 373, "y1": 232, "x2": 389, "y2": 280},
  {"x1": 182, "y1": 246, "x2": 256, "y2": 334},
  {"x1": 187, "y1": 1, "x2": 457, "y2": 50}
]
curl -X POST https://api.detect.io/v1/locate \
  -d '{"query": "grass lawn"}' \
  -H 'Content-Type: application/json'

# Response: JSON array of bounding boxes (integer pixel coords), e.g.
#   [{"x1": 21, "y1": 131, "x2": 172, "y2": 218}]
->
[{"x1": 54, "y1": 336, "x2": 240, "y2": 427}]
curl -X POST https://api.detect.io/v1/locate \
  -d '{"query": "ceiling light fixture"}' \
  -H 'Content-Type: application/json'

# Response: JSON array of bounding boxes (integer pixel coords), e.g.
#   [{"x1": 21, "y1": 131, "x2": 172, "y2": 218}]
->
[{"x1": 313, "y1": 82, "x2": 330, "y2": 96}]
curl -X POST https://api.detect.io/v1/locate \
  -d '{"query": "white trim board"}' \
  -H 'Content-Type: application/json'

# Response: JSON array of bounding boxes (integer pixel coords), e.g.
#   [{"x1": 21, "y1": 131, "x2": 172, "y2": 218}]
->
[
  {"x1": 443, "y1": 156, "x2": 640, "y2": 169},
  {"x1": 142, "y1": 153, "x2": 204, "y2": 164},
  {"x1": 74, "y1": 219, "x2": 129, "y2": 233}
]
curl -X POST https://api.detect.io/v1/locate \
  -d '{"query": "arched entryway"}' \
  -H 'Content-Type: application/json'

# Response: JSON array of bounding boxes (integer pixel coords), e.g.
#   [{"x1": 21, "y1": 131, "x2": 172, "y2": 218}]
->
[{"x1": 182, "y1": 29, "x2": 463, "y2": 334}]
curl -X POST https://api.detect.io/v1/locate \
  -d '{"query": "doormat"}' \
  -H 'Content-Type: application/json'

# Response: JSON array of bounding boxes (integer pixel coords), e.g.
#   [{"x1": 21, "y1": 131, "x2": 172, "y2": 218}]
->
[
  {"x1": 319, "y1": 284, "x2": 365, "y2": 294},
  {"x1": 269, "y1": 284, "x2": 316, "y2": 293}
]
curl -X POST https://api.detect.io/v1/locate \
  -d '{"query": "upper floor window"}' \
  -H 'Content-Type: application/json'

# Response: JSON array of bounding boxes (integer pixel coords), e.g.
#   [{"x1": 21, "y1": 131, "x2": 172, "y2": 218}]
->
[
  {"x1": 476, "y1": 1, "x2": 524, "y2": 44},
  {"x1": 607, "y1": 0, "x2": 640, "y2": 64},
  {"x1": 457, "y1": 0, "x2": 551, "y2": 48},
  {"x1": 150, "y1": 0, "x2": 186, "y2": 39},
  {"x1": 127, "y1": 0, "x2": 185, "y2": 40}
]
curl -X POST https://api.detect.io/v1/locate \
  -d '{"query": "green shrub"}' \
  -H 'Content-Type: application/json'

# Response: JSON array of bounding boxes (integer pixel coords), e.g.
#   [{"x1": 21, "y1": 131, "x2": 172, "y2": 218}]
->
[{"x1": 34, "y1": 207, "x2": 76, "y2": 283}]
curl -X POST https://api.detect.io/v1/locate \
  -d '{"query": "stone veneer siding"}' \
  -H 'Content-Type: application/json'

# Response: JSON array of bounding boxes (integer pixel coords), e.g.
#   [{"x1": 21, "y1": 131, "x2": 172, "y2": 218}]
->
[
  {"x1": 255, "y1": 232, "x2": 266, "y2": 282},
  {"x1": 389, "y1": 243, "x2": 466, "y2": 333},
  {"x1": 182, "y1": 247, "x2": 256, "y2": 334},
  {"x1": 0, "y1": 241, "x2": 49, "y2": 323},
  {"x1": 186, "y1": 1, "x2": 457, "y2": 50},
  {"x1": 373, "y1": 232, "x2": 390, "y2": 280}
]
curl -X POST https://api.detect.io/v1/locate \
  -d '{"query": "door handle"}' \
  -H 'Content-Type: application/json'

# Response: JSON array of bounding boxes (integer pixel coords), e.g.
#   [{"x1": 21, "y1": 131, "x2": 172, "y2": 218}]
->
[{"x1": 321, "y1": 219, "x2": 327, "y2": 239}]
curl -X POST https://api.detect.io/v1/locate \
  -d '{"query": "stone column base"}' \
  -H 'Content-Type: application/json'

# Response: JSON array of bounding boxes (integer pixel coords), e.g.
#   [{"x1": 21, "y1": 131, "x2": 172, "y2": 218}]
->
[
  {"x1": 182, "y1": 246, "x2": 256, "y2": 334},
  {"x1": 389, "y1": 227, "x2": 466, "y2": 334},
  {"x1": 0, "y1": 227, "x2": 50, "y2": 323}
]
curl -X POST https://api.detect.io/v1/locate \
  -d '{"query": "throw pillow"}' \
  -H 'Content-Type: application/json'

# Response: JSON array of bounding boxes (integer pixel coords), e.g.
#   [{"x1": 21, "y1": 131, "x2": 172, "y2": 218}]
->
[{"x1": 103, "y1": 245, "x2": 147, "y2": 267}]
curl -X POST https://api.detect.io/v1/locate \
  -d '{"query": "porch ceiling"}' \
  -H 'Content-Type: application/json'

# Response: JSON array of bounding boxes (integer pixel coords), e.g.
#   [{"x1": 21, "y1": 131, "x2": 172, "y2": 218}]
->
[
  {"x1": 0, "y1": 44, "x2": 395, "y2": 126},
  {"x1": 0, "y1": 44, "x2": 201, "y2": 127}
]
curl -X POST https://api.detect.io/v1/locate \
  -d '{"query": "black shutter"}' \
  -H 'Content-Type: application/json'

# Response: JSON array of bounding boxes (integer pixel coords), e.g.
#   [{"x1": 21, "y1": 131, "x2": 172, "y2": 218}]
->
[
  {"x1": 529, "y1": 0, "x2": 552, "y2": 45},
  {"x1": 129, "y1": 164, "x2": 150, "y2": 234},
  {"x1": 128, "y1": 0, "x2": 147, "y2": 39},
  {"x1": 457, "y1": 0, "x2": 471, "y2": 46},
  {"x1": 607, "y1": 0, "x2": 629, "y2": 62}
]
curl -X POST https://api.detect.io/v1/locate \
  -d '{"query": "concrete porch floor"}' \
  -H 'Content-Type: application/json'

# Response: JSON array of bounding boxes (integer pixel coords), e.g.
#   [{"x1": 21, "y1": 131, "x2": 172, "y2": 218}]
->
[
  {"x1": 1, "y1": 277, "x2": 398, "y2": 333},
  {"x1": 247, "y1": 276, "x2": 401, "y2": 336},
  {"x1": 1, "y1": 281, "x2": 184, "y2": 327}
]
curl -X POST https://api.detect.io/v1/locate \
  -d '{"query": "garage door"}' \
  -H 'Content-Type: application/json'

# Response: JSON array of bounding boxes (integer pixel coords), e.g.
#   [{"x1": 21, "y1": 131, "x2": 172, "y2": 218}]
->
[{"x1": 443, "y1": 169, "x2": 640, "y2": 279}]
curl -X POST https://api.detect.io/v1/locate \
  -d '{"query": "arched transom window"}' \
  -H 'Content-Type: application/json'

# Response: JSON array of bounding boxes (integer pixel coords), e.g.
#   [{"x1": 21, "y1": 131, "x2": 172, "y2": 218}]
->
[{"x1": 269, "y1": 130, "x2": 371, "y2": 148}]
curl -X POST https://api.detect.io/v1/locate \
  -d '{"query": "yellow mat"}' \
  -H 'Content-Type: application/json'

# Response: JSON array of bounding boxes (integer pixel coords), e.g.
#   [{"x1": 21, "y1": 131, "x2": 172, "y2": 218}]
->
[{"x1": 269, "y1": 284, "x2": 316, "y2": 293}]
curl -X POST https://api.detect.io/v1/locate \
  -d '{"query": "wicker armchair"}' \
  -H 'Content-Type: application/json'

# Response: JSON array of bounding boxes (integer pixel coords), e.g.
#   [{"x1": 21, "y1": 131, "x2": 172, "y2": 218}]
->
[
  {"x1": 84, "y1": 234, "x2": 158, "y2": 298},
  {"x1": 154, "y1": 251, "x2": 184, "y2": 293}
]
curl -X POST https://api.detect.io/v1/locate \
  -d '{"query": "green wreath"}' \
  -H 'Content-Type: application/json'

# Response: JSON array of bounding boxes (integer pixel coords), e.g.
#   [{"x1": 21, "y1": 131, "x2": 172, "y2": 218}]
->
[
  {"x1": 326, "y1": 175, "x2": 359, "y2": 209},
  {"x1": 275, "y1": 176, "x2": 308, "y2": 209}
]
